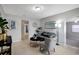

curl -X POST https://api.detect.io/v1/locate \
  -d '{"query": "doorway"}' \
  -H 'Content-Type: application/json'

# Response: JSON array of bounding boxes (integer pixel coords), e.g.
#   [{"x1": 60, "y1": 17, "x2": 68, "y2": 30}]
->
[{"x1": 21, "y1": 20, "x2": 29, "y2": 40}]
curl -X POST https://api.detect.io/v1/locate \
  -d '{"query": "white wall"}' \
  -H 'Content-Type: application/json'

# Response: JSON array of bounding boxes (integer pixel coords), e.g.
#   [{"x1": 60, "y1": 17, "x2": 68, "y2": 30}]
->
[
  {"x1": 0, "y1": 5, "x2": 22, "y2": 42},
  {"x1": 3, "y1": 14, "x2": 22, "y2": 42},
  {"x1": 0, "y1": 5, "x2": 5, "y2": 17},
  {"x1": 40, "y1": 8, "x2": 79, "y2": 45},
  {"x1": 0, "y1": 4, "x2": 41, "y2": 42},
  {"x1": 40, "y1": 17, "x2": 65, "y2": 44},
  {"x1": 3, "y1": 14, "x2": 40, "y2": 42},
  {"x1": 29, "y1": 19, "x2": 40, "y2": 38}
]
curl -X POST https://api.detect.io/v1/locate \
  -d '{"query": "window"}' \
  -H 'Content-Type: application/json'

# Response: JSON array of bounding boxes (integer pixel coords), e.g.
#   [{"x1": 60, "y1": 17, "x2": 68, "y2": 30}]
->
[{"x1": 72, "y1": 25, "x2": 79, "y2": 32}]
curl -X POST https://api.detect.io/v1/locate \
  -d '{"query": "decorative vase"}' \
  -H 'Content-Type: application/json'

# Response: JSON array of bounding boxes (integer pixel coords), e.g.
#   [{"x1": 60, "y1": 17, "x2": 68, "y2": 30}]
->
[
  {"x1": 0, "y1": 33, "x2": 7, "y2": 41},
  {"x1": 3, "y1": 33, "x2": 7, "y2": 41}
]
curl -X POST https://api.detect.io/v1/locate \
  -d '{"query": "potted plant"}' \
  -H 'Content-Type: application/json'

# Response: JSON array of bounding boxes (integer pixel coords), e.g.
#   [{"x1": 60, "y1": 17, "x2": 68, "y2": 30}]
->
[{"x1": 0, "y1": 17, "x2": 9, "y2": 41}]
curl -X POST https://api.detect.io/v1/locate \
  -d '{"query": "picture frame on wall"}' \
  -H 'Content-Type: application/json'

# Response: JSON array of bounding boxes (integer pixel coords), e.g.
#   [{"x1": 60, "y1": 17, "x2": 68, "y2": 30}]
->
[
  {"x1": 11, "y1": 20, "x2": 16, "y2": 29},
  {"x1": 45, "y1": 21, "x2": 56, "y2": 29}
]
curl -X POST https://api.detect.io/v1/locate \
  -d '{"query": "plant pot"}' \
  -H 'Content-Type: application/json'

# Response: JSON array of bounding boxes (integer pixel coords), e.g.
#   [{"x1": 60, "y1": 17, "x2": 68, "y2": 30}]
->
[{"x1": 0, "y1": 33, "x2": 7, "y2": 41}]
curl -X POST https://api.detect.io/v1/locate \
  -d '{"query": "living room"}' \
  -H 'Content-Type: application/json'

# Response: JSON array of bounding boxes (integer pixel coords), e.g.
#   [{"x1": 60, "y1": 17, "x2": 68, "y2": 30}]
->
[{"x1": 0, "y1": 4, "x2": 79, "y2": 55}]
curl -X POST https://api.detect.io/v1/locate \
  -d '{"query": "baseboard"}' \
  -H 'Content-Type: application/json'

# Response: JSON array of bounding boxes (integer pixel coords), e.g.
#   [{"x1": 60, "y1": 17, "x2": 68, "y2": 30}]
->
[
  {"x1": 64, "y1": 44, "x2": 79, "y2": 49},
  {"x1": 12, "y1": 40, "x2": 21, "y2": 43}
]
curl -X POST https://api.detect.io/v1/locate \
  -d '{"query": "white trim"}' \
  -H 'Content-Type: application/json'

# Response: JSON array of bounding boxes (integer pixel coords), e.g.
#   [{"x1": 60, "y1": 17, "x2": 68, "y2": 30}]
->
[
  {"x1": 12, "y1": 39, "x2": 21, "y2": 43},
  {"x1": 64, "y1": 20, "x2": 66, "y2": 46},
  {"x1": 65, "y1": 44, "x2": 79, "y2": 49}
]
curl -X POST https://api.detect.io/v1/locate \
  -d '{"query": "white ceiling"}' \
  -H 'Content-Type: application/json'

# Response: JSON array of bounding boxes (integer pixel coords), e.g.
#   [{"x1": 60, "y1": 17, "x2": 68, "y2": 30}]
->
[{"x1": 1, "y1": 4, "x2": 79, "y2": 20}]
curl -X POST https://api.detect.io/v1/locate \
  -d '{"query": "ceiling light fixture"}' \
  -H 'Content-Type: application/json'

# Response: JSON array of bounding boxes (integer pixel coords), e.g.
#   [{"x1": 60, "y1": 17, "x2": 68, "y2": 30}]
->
[{"x1": 33, "y1": 6, "x2": 41, "y2": 12}]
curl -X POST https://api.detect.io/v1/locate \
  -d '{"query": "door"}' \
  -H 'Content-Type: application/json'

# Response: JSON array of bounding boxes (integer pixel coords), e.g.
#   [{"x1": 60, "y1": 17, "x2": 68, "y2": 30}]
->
[{"x1": 21, "y1": 20, "x2": 29, "y2": 40}]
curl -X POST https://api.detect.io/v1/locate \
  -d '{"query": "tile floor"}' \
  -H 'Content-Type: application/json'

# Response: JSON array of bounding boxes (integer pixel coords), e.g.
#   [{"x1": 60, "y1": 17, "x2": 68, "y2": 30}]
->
[{"x1": 12, "y1": 40, "x2": 79, "y2": 55}]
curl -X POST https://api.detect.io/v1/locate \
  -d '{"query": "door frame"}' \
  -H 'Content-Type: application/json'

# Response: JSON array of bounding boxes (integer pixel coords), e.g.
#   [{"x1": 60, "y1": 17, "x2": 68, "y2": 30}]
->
[{"x1": 21, "y1": 20, "x2": 29, "y2": 40}]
